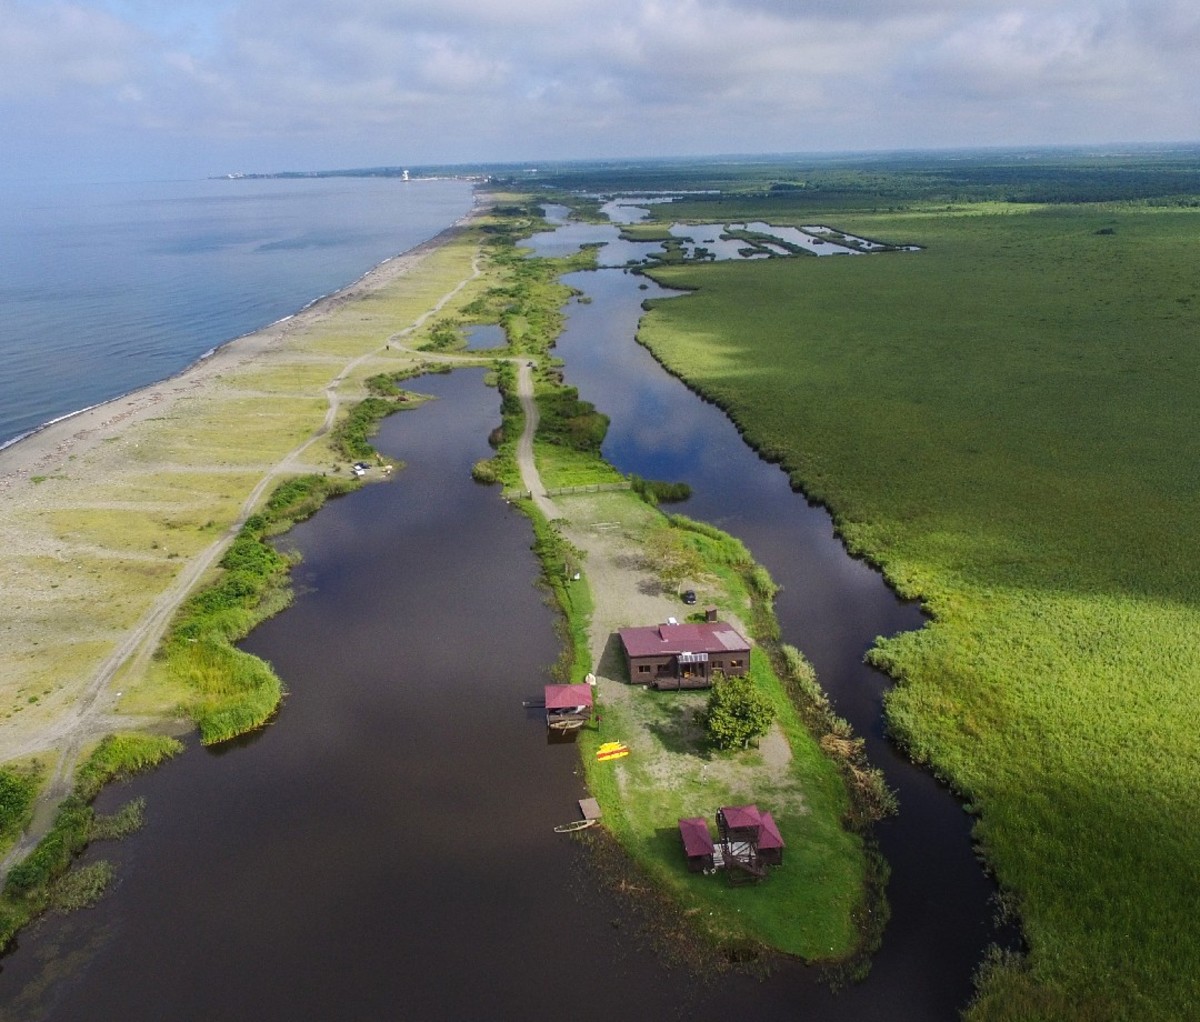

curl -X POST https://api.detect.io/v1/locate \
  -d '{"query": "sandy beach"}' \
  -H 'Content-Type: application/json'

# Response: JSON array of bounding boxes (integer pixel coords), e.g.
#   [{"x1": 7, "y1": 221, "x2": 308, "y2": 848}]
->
[{"x1": 0, "y1": 213, "x2": 484, "y2": 791}]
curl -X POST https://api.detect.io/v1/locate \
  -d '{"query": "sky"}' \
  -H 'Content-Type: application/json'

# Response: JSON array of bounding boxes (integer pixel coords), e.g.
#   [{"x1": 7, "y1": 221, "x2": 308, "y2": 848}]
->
[{"x1": 3, "y1": 0, "x2": 1199, "y2": 181}]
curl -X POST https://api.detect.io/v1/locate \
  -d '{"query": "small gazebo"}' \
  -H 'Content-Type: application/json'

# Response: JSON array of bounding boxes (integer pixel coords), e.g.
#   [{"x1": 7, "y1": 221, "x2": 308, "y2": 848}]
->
[
  {"x1": 544, "y1": 684, "x2": 593, "y2": 731},
  {"x1": 678, "y1": 817, "x2": 716, "y2": 873},
  {"x1": 757, "y1": 810, "x2": 785, "y2": 866},
  {"x1": 716, "y1": 803, "x2": 785, "y2": 881}
]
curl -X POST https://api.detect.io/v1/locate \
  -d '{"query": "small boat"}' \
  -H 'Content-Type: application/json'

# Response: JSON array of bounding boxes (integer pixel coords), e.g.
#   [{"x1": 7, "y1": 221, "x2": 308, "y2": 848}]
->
[
  {"x1": 547, "y1": 717, "x2": 586, "y2": 731},
  {"x1": 553, "y1": 818, "x2": 597, "y2": 834},
  {"x1": 596, "y1": 741, "x2": 629, "y2": 761}
]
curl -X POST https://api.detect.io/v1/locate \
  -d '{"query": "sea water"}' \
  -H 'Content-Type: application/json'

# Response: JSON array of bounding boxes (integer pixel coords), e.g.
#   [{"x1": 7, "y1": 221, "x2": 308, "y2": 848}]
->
[{"x1": 0, "y1": 176, "x2": 474, "y2": 448}]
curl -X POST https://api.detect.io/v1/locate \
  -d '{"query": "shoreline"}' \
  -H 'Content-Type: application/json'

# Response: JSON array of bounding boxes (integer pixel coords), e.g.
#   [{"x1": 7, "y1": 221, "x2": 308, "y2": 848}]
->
[
  {"x1": 0, "y1": 205, "x2": 485, "y2": 780},
  {"x1": 0, "y1": 216, "x2": 475, "y2": 488}
]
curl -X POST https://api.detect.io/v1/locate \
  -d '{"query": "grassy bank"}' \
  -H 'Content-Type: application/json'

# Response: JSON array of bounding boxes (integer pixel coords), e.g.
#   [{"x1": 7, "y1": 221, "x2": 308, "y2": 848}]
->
[
  {"x1": 632, "y1": 196, "x2": 1200, "y2": 1018},
  {"x1": 0, "y1": 225, "x2": 484, "y2": 739},
  {"x1": 0, "y1": 733, "x2": 181, "y2": 949},
  {"x1": 158, "y1": 473, "x2": 358, "y2": 744}
]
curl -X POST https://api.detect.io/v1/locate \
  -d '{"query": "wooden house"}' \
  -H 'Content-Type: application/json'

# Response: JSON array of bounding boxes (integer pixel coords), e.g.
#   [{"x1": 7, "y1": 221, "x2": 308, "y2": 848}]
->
[{"x1": 617, "y1": 620, "x2": 750, "y2": 690}]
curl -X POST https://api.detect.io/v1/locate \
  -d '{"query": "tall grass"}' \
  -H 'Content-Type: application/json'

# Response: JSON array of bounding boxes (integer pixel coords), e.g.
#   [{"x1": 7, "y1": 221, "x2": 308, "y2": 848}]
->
[
  {"x1": 0, "y1": 733, "x2": 181, "y2": 948},
  {"x1": 0, "y1": 768, "x2": 41, "y2": 852},
  {"x1": 636, "y1": 197, "x2": 1200, "y2": 1019},
  {"x1": 164, "y1": 474, "x2": 355, "y2": 744}
]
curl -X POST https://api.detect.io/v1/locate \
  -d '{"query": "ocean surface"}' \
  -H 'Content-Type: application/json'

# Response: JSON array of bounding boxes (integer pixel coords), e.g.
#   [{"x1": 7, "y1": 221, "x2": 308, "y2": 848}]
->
[{"x1": 0, "y1": 176, "x2": 475, "y2": 448}]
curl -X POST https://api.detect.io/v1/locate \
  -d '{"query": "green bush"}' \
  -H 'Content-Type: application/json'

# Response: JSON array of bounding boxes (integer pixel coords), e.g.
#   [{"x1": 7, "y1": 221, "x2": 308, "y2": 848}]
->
[
  {"x1": 698, "y1": 673, "x2": 776, "y2": 750},
  {"x1": 630, "y1": 475, "x2": 692, "y2": 504},
  {"x1": 536, "y1": 387, "x2": 609, "y2": 452},
  {"x1": 0, "y1": 769, "x2": 40, "y2": 844}
]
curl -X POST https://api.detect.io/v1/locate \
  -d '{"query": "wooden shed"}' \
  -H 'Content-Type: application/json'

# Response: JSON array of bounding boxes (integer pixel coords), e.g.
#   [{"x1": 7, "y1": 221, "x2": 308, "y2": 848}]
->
[
  {"x1": 678, "y1": 817, "x2": 716, "y2": 873},
  {"x1": 544, "y1": 683, "x2": 593, "y2": 731},
  {"x1": 757, "y1": 810, "x2": 785, "y2": 866}
]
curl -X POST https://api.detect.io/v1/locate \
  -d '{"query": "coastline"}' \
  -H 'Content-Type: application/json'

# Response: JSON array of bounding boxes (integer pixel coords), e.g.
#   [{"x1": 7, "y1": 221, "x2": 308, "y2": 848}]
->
[
  {"x1": 0, "y1": 208, "x2": 483, "y2": 777},
  {"x1": 0, "y1": 218, "x2": 473, "y2": 488}
]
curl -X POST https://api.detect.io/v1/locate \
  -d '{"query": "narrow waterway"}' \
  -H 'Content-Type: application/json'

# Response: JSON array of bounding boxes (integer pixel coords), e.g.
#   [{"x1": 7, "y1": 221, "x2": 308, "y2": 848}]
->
[
  {"x1": 0, "y1": 221, "x2": 1004, "y2": 1021},
  {"x1": 0, "y1": 371, "x2": 735, "y2": 1021}
]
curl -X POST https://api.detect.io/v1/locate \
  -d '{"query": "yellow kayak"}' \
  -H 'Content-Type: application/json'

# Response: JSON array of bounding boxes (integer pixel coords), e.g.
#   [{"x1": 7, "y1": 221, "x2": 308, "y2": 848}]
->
[{"x1": 596, "y1": 741, "x2": 630, "y2": 761}]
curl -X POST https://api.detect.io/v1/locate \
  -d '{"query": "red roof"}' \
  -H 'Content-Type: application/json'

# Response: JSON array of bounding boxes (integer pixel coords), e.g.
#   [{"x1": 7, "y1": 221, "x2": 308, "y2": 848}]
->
[
  {"x1": 758, "y1": 810, "x2": 785, "y2": 850},
  {"x1": 720, "y1": 804, "x2": 762, "y2": 832},
  {"x1": 544, "y1": 684, "x2": 594, "y2": 711},
  {"x1": 619, "y1": 621, "x2": 750, "y2": 659},
  {"x1": 678, "y1": 817, "x2": 715, "y2": 857}
]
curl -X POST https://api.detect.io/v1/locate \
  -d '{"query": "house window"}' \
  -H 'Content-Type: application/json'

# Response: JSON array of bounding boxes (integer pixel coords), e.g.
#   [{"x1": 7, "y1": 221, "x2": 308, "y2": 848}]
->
[
  {"x1": 638, "y1": 665, "x2": 651, "y2": 674},
  {"x1": 730, "y1": 659, "x2": 744, "y2": 669}
]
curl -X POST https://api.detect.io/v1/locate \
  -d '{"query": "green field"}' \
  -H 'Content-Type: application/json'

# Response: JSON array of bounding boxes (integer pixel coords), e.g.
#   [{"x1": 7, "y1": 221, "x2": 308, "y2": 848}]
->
[{"x1": 625, "y1": 190, "x2": 1200, "y2": 1019}]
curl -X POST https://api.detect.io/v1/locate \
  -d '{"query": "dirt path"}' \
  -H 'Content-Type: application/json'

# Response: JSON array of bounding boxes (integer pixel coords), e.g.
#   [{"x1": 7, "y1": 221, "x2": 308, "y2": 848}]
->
[{"x1": 514, "y1": 363, "x2": 560, "y2": 520}]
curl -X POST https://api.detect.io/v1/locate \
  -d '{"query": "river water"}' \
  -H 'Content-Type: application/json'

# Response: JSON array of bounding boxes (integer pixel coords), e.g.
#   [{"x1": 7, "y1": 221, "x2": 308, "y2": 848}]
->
[{"x1": 0, "y1": 216, "x2": 1003, "y2": 1020}]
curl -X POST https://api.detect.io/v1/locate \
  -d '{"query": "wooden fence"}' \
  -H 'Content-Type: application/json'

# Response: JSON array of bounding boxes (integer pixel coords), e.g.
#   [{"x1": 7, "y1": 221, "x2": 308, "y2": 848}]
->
[{"x1": 503, "y1": 481, "x2": 633, "y2": 501}]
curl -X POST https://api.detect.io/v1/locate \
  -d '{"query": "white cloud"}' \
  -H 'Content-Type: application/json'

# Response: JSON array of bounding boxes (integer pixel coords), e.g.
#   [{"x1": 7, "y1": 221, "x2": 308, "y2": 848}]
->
[{"x1": 1, "y1": 0, "x2": 1198, "y2": 178}]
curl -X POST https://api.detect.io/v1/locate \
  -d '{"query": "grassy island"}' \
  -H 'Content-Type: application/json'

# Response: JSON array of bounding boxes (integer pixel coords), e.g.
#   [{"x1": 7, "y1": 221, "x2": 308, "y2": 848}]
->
[{"x1": 466, "y1": 199, "x2": 892, "y2": 963}]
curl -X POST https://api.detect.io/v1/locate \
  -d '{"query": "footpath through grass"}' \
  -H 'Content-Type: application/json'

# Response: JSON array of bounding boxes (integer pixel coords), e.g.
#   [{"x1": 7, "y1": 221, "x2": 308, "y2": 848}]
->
[{"x1": 635, "y1": 197, "x2": 1200, "y2": 1019}]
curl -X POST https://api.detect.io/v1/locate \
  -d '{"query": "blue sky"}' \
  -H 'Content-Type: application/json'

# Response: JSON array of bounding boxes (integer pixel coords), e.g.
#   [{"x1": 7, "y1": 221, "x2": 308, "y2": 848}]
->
[{"x1": 4, "y1": 0, "x2": 1199, "y2": 181}]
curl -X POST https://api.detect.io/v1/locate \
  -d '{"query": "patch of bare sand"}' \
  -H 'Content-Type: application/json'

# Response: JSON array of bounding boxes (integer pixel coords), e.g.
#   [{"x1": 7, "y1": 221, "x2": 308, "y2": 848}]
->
[{"x1": 555, "y1": 491, "x2": 804, "y2": 817}]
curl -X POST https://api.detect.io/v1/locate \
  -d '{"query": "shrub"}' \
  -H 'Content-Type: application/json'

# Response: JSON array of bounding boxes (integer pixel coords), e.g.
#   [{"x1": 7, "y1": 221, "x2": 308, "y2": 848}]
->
[
  {"x1": 698, "y1": 672, "x2": 775, "y2": 750},
  {"x1": 0, "y1": 769, "x2": 40, "y2": 844}
]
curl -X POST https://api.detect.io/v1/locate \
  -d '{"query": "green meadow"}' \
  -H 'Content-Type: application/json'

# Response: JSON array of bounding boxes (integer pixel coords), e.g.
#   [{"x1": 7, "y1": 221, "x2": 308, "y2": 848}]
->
[{"x1": 632, "y1": 196, "x2": 1200, "y2": 1019}]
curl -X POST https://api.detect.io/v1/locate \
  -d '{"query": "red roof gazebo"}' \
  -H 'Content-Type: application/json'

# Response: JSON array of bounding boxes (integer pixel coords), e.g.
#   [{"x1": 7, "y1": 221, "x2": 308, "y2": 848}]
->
[
  {"x1": 544, "y1": 683, "x2": 593, "y2": 731},
  {"x1": 678, "y1": 817, "x2": 716, "y2": 872}
]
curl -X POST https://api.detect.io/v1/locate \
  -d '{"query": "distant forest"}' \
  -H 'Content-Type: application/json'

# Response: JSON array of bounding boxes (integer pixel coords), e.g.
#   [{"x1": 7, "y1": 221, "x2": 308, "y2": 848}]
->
[{"x1": 241, "y1": 145, "x2": 1200, "y2": 208}]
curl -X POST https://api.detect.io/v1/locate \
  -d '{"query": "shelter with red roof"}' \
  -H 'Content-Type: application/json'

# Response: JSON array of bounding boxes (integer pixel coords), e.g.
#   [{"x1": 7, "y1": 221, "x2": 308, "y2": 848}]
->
[
  {"x1": 677, "y1": 805, "x2": 785, "y2": 880},
  {"x1": 543, "y1": 683, "x2": 593, "y2": 731},
  {"x1": 716, "y1": 804, "x2": 786, "y2": 880},
  {"x1": 678, "y1": 817, "x2": 716, "y2": 873}
]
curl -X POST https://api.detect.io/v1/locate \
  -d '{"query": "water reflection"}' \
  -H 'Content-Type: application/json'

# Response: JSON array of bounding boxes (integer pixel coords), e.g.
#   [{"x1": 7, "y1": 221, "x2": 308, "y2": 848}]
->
[{"x1": 464, "y1": 323, "x2": 507, "y2": 350}]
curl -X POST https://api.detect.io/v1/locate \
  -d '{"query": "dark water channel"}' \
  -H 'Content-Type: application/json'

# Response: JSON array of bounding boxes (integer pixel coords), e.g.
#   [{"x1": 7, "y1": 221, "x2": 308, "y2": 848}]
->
[{"x1": 0, "y1": 229, "x2": 1002, "y2": 1021}]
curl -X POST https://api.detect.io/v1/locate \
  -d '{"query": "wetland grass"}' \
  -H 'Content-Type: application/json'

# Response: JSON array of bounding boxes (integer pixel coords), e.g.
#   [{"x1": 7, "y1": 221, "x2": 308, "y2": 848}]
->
[
  {"x1": 0, "y1": 734, "x2": 181, "y2": 948},
  {"x1": 635, "y1": 195, "x2": 1200, "y2": 1020}
]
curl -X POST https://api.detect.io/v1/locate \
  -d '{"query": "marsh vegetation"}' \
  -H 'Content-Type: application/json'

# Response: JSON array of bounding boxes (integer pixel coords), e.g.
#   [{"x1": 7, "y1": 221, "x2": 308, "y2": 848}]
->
[{"x1": 577, "y1": 153, "x2": 1200, "y2": 1020}]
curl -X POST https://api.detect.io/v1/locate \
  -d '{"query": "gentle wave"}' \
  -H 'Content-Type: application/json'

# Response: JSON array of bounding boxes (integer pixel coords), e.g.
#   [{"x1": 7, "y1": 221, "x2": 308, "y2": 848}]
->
[{"x1": 0, "y1": 177, "x2": 474, "y2": 448}]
